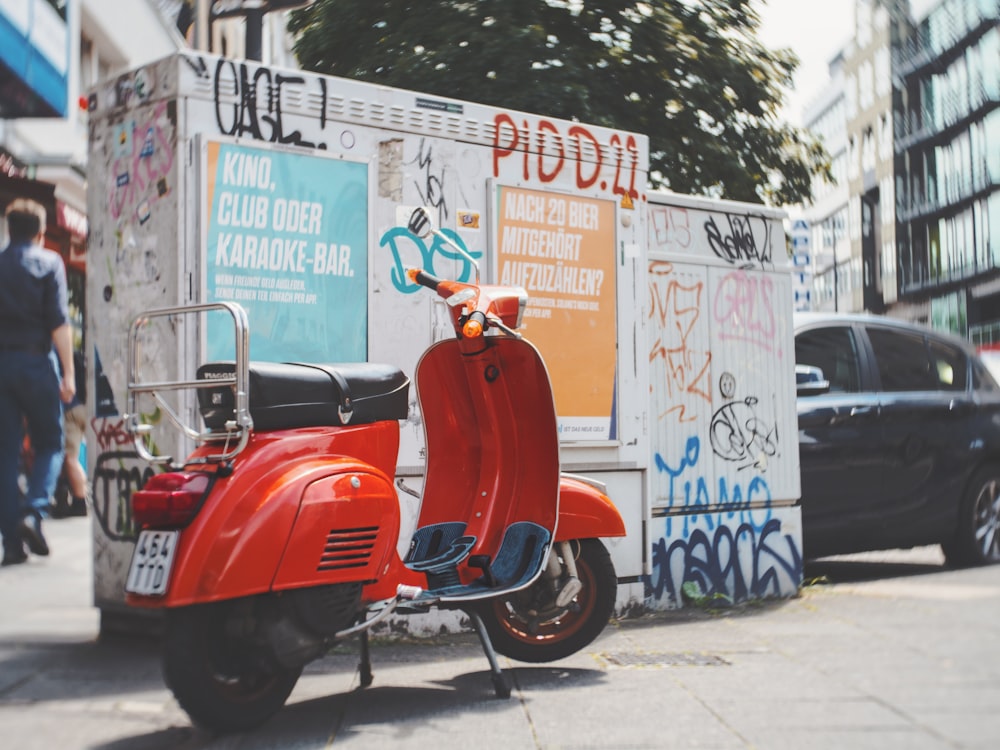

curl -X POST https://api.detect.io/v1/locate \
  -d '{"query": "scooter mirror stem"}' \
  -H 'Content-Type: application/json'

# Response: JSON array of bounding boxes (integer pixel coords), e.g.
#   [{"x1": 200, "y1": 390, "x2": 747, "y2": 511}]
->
[{"x1": 408, "y1": 206, "x2": 480, "y2": 284}]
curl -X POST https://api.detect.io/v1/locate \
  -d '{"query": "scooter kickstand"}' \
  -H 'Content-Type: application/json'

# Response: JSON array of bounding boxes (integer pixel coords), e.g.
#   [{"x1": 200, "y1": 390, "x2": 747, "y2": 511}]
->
[
  {"x1": 358, "y1": 630, "x2": 374, "y2": 688},
  {"x1": 468, "y1": 610, "x2": 511, "y2": 699}
]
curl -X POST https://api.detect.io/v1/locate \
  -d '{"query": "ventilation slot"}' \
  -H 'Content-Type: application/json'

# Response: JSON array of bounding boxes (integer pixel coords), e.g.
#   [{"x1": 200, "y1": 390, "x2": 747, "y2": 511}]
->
[
  {"x1": 348, "y1": 98, "x2": 366, "y2": 119},
  {"x1": 284, "y1": 87, "x2": 304, "y2": 111},
  {"x1": 318, "y1": 526, "x2": 378, "y2": 571}
]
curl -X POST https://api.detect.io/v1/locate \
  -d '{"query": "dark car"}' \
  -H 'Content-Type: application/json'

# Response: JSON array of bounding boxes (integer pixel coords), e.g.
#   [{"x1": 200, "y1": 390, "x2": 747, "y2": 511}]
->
[{"x1": 794, "y1": 312, "x2": 1000, "y2": 565}]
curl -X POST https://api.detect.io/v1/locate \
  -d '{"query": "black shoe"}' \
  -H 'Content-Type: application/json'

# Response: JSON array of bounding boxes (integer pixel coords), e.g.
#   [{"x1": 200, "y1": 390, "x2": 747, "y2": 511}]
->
[
  {"x1": 69, "y1": 497, "x2": 88, "y2": 517},
  {"x1": 2, "y1": 545, "x2": 28, "y2": 566},
  {"x1": 19, "y1": 515, "x2": 49, "y2": 557}
]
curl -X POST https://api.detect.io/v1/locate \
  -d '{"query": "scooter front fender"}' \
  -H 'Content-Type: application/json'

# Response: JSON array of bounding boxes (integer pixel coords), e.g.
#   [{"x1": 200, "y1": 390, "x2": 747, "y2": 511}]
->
[{"x1": 555, "y1": 475, "x2": 627, "y2": 541}]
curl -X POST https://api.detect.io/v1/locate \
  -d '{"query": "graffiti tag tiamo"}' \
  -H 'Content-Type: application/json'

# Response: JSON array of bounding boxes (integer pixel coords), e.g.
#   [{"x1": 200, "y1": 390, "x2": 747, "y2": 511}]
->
[{"x1": 654, "y1": 436, "x2": 773, "y2": 537}]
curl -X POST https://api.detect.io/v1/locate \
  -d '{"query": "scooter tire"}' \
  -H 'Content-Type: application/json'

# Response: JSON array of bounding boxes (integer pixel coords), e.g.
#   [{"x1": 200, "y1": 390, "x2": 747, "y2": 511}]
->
[
  {"x1": 478, "y1": 538, "x2": 617, "y2": 663},
  {"x1": 163, "y1": 603, "x2": 302, "y2": 733}
]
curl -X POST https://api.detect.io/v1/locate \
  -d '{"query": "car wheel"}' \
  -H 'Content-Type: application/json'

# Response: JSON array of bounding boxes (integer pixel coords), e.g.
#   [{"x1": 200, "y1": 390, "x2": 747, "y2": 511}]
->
[{"x1": 943, "y1": 466, "x2": 1000, "y2": 567}]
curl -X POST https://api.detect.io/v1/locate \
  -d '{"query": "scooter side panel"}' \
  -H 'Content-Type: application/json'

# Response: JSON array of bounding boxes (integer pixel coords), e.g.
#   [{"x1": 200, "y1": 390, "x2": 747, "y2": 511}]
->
[
  {"x1": 556, "y1": 476, "x2": 628, "y2": 540},
  {"x1": 270, "y1": 470, "x2": 400, "y2": 590},
  {"x1": 129, "y1": 422, "x2": 401, "y2": 607}
]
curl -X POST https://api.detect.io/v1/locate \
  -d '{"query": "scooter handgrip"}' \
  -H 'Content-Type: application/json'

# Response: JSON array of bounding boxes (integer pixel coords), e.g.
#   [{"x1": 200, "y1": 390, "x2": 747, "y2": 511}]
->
[{"x1": 406, "y1": 268, "x2": 441, "y2": 291}]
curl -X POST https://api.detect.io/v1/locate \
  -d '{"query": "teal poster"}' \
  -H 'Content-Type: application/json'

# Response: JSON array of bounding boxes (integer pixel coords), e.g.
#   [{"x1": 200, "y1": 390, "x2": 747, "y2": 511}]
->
[{"x1": 205, "y1": 141, "x2": 368, "y2": 362}]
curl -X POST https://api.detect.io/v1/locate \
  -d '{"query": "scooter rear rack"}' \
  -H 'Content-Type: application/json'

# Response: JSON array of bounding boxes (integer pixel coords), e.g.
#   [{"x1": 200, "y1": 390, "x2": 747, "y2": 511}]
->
[{"x1": 126, "y1": 302, "x2": 253, "y2": 465}]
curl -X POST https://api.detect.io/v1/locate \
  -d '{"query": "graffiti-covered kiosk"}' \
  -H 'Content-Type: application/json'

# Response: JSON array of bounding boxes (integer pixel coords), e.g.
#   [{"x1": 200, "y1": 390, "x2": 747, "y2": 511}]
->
[{"x1": 84, "y1": 52, "x2": 802, "y2": 633}]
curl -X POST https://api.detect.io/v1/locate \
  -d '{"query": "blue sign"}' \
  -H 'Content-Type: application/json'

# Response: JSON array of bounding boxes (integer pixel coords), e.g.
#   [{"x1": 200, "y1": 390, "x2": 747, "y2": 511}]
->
[
  {"x1": 205, "y1": 141, "x2": 369, "y2": 362},
  {"x1": 0, "y1": 1, "x2": 69, "y2": 118}
]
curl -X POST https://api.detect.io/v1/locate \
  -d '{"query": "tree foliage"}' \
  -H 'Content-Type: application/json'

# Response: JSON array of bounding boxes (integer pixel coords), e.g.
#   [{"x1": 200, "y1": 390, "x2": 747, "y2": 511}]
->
[{"x1": 289, "y1": 0, "x2": 830, "y2": 206}]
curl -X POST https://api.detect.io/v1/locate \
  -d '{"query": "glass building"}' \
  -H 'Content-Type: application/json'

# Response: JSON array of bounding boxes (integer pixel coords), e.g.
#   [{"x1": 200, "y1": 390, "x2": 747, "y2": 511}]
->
[{"x1": 893, "y1": 0, "x2": 1000, "y2": 340}]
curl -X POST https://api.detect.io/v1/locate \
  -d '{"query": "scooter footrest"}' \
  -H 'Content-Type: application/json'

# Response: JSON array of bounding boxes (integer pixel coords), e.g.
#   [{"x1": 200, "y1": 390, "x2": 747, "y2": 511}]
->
[
  {"x1": 422, "y1": 522, "x2": 552, "y2": 603},
  {"x1": 406, "y1": 535, "x2": 477, "y2": 573}
]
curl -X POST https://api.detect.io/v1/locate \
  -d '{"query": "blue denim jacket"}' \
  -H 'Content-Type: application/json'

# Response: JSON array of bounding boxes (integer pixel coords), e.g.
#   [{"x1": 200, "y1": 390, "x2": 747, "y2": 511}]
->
[{"x1": 0, "y1": 240, "x2": 68, "y2": 351}]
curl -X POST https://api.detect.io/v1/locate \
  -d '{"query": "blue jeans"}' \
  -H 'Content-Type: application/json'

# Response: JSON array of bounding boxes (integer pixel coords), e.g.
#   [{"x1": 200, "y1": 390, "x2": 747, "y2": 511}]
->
[{"x1": 0, "y1": 350, "x2": 64, "y2": 550}]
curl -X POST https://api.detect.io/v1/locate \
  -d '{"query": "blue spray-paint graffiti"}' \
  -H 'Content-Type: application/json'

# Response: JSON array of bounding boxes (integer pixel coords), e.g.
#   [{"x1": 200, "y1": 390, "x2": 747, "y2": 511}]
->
[
  {"x1": 654, "y1": 435, "x2": 773, "y2": 537},
  {"x1": 380, "y1": 226, "x2": 482, "y2": 293},
  {"x1": 644, "y1": 517, "x2": 803, "y2": 605}
]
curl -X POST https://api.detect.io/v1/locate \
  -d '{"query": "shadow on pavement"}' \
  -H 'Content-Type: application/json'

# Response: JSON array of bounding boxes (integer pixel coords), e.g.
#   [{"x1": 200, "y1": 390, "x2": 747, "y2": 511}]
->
[
  {"x1": 86, "y1": 666, "x2": 606, "y2": 750},
  {"x1": 0, "y1": 634, "x2": 165, "y2": 701},
  {"x1": 804, "y1": 557, "x2": 947, "y2": 584}
]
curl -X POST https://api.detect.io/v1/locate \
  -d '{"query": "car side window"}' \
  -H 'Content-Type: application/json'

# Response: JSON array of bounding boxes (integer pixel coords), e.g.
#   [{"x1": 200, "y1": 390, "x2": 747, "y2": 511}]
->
[
  {"x1": 795, "y1": 326, "x2": 862, "y2": 393},
  {"x1": 973, "y1": 358, "x2": 1000, "y2": 392},
  {"x1": 866, "y1": 327, "x2": 936, "y2": 392},
  {"x1": 927, "y1": 339, "x2": 967, "y2": 391}
]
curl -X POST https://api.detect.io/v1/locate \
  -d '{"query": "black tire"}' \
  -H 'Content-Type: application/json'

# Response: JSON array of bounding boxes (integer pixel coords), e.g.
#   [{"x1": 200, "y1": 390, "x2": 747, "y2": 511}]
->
[
  {"x1": 943, "y1": 466, "x2": 1000, "y2": 567},
  {"x1": 163, "y1": 603, "x2": 301, "y2": 733},
  {"x1": 479, "y1": 539, "x2": 617, "y2": 663}
]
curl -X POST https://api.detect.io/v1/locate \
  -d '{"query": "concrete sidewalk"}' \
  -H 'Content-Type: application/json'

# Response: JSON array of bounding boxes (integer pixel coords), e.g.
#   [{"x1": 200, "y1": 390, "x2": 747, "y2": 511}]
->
[{"x1": 1, "y1": 516, "x2": 999, "y2": 749}]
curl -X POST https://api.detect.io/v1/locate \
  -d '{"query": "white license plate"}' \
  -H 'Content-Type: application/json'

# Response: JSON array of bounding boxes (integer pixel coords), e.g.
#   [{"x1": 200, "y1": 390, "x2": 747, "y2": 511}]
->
[{"x1": 125, "y1": 530, "x2": 180, "y2": 596}]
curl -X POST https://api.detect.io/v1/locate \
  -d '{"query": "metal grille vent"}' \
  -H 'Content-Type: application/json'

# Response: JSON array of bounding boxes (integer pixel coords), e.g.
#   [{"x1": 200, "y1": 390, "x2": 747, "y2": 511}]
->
[
  {"x1": 348, "y1": 98, "x2": 366, "y2": 119},
  {"x1": 304, "y1": 89, "x2": 326, "y2": 115},
  {"x1": 284, "y1": 87, "x2": 304, "y2": 110},
  {"x1": 328, "y1": 94, "x2": 346, "y2": 118},
  {"x1": 318, "y1": 526, "x2": 378, "y2": 571}
]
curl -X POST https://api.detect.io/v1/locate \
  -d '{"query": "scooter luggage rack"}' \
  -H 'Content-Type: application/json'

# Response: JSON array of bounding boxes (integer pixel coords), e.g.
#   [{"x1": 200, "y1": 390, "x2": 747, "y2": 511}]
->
[{"x1": 126, "y1": 302, "x2": 252, "y2": 466}]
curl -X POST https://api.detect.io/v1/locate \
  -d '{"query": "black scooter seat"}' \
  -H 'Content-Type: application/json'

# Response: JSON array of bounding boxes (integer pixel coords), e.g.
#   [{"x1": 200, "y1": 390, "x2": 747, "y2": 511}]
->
[{"x1": 197, "y1": 361, "x2": 410, "y2": 431}]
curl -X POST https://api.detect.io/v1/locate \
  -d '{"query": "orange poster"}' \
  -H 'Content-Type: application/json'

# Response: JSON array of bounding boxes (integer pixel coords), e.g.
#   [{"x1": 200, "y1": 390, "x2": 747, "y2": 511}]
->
[{"x1": 496, "y1": 187, "x2": 617, "y2": 440}]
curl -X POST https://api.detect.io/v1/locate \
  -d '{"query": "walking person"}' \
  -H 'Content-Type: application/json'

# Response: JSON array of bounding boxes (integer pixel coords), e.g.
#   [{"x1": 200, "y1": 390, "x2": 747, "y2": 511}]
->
[
  {"x1": 60, "y1": 348, "x2": 89, "y2": 517},
  {"x1": 0, "y1": 199, "x2": 76, "y2": 566}
]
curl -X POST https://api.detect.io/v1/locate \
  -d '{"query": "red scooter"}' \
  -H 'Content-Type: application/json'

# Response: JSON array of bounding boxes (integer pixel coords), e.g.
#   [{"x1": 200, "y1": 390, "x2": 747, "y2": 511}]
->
[{"x1": 124, "y1": 208, "x2": 626, "y2": 733}]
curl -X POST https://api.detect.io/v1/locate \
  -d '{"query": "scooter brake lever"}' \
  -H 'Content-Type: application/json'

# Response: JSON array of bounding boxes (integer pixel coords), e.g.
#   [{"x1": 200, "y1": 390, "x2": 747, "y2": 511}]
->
[{"x1": 487, "y1": 316, "x2": 522, "y2": 339}]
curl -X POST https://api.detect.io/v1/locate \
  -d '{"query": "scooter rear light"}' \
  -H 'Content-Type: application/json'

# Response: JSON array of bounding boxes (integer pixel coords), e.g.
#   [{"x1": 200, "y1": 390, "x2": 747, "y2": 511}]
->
[{"x1": 132, "y1": 472, "x2": 211, "y2": 528}]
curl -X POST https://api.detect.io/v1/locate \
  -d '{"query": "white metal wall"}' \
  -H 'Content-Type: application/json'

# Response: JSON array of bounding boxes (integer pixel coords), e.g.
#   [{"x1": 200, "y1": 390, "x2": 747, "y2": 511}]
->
[{"x1": 644, "y1": 193, "x2": 802, "y2": 608}]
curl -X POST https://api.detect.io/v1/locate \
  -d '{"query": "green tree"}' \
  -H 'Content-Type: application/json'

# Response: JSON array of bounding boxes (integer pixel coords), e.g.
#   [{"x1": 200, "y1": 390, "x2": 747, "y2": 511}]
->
[{"x1": 289, "y1": 0, "x2": 830, "y2": 206}]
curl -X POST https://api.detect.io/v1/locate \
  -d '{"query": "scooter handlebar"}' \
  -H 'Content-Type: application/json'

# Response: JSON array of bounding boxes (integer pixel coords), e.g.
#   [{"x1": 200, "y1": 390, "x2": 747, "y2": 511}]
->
[{"x1": 406, "y1": 268, "x2": 440, "y2": 291}]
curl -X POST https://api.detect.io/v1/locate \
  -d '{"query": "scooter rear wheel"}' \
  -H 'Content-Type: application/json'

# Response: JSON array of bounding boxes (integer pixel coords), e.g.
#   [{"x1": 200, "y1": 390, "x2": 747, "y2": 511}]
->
[
  {"x1": 478, "y1": 538, "x2": 616, "y2": 663},
  {"x1": 163, "y1": 603, "x2": 302, "y2": 733}
]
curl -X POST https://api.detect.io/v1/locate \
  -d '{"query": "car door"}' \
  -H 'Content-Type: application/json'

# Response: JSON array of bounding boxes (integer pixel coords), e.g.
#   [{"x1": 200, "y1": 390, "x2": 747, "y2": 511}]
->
[
  {"x1": 865, "y1": 325, "x2": 973, "y2": 547},
  {"x1": 795, "y1": 322, "x2": 883, "y2": 556}
]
